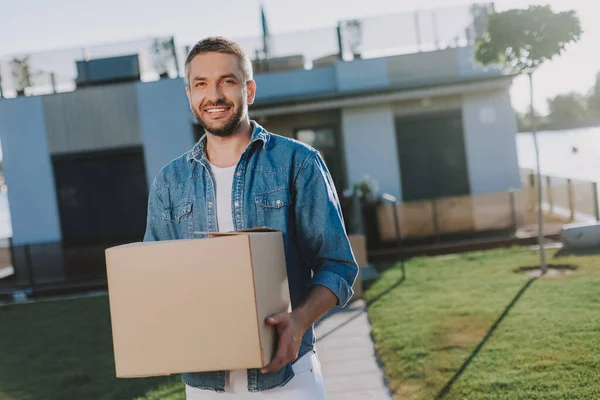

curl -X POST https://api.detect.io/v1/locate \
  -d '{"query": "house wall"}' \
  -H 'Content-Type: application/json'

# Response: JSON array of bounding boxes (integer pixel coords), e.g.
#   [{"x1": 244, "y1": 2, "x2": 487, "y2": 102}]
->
[
  {"x1": 42, "y1": 82, "x2": 142, "y2": 155},
  {"x1": 461, "y1": 89, "x2": 522, "y2": 194},
  {"x1": 0, "y1": 97, "x2": 61, "y2": 245},
  {"x1": 341, "y1": 105, "x2": 402, "y2": 199},
  {"x1": 136, "y1": 79, "x2": 195, "y2": 186},
  {"x1": 257, "y1": 109, "x2": 341, "y2": 139}
]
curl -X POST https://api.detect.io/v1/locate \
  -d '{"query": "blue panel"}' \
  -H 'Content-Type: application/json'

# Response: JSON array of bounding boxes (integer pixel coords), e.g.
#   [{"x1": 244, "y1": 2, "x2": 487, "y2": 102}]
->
[
  {"x1": 76, "y1": 54, "x2": 141, "y2": 85},
  {"x1": 254, "y1": 66, "x2": 337, "y2": 102},
  {"x1": 136, "y1": 78, "x2": 195, "y2": 186},
  {"x1": 0, "y1": 96, "x2": 62, "y2": 245},
  {"x1": 336, "y1": 58, "x2": 389, "y2": 92}
]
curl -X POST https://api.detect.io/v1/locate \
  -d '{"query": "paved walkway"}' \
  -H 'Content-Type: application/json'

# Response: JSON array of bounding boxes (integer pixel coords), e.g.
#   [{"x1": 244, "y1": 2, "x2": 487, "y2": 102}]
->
[{"x1": 315, "y1": 299, "x2": 391, "y2": 400}]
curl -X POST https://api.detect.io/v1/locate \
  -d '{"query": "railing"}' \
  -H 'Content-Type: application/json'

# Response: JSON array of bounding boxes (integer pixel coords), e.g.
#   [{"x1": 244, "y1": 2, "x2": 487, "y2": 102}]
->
[
  {"x1": 0, "y1": 37, "x2": 179, "y2": 98},
  {"x1": 371, "y1": 173, "x2": 599, "y2": 244},
  {"x1": 0, "y1": 239, "x2": 121, "y2": 301},
  {"x1": 181, "y1": 3, "x2": 493, "y2": 73},
  {"x1": 520, "y1": 168, "x2": 600, "y2": 222},
  {"x1": 0, "y1": 3, "x2": 493, "y2": 98}
]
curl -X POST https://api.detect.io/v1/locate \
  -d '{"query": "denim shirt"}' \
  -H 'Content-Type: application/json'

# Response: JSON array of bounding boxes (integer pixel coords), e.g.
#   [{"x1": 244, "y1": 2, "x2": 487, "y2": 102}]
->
[{"x1": 143, "y1": 121, "x2": 358, "y2": 392}]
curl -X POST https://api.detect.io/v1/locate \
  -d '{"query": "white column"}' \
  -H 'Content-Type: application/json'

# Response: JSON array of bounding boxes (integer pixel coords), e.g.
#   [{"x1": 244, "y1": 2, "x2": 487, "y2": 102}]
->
[
  {"x1": 0, "y1": 97, "x2": 61, "y2": 245},
  {"x1": 462, "y1": 90, "x2": 522, "y2": 194},
  {"x1": 136, "y1": 79, "x2": 195, "y2": 186},
  {"x1": 341, "y1": 105, "x2": 402, "y2": 200}
]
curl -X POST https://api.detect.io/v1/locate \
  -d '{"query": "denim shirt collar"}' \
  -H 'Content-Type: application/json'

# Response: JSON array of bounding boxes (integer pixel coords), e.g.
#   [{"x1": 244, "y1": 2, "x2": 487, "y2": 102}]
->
[{"x1": 186, "y1": 120, "x2": 270, "y2": 163}]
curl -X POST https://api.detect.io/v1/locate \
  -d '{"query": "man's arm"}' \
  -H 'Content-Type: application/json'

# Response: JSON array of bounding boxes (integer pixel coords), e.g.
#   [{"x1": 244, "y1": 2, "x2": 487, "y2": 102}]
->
[{"x1": 261, "y1": 151, "x2": 359, "y2": 373}]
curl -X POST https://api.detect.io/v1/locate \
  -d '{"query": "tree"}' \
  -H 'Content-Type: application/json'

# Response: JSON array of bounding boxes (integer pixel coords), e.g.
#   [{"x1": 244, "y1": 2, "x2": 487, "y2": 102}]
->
[
  {"x1": 547, "y1": 92, "x2": 587, "y2": 129},
  {"x1": 150, "y1": 38, "x2": 175, "y2": 79},
  {"x1": 468, "y1": 3, "x2": 495, "y2": 44},
  {"x1": 516, "y1": 108, "x2": 545, "y2": 132},
  {"x1": 475, "y1": 5, "x2": 582, "y2": 274},
  {"x1": 10, "y1": 56, "x2": 32, "y2": 96},
  {"x1": 588, "y1": 71, "x2": 600, "y2": 120}
]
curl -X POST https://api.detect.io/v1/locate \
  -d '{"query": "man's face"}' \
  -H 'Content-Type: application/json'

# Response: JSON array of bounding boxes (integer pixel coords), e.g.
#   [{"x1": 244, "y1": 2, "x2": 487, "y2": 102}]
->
[{"x1": 185, "y1": 52, "x2": 256, "y2": 137}]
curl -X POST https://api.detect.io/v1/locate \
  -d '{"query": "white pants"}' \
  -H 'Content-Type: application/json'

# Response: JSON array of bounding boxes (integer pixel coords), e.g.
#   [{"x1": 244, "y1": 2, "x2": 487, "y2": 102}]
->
[{"x1": 185, "y1": 351, "x2": 327, "y2": 399}]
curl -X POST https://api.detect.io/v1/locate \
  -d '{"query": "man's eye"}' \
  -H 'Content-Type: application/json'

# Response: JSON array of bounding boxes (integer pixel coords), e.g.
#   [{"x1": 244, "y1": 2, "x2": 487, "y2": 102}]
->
[
  {"x1": 224, "y1": 80, "x2": 235, "y2": 85},
  {"x1": 194, "y1": 82, "x2": 205, "y2": 87}
]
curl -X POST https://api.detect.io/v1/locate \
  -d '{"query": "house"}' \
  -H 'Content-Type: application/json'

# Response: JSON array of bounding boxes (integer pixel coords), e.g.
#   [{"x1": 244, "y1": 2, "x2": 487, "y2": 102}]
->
[{"x1": 0, "y1": 4, "x2": 521, "y2": 288}]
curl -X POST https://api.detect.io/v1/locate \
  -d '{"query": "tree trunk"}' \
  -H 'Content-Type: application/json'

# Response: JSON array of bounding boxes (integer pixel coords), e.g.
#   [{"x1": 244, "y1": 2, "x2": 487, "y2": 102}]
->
[{"x1": 529, "y1": 71, "x2": 547, "y2": 274}]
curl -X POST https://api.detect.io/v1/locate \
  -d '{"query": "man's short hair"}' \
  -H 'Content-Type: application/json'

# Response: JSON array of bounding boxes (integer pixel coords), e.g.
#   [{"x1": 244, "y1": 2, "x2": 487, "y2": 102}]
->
[{"x1": 185, "y1": 36, "x2": 253, "y2": 85}]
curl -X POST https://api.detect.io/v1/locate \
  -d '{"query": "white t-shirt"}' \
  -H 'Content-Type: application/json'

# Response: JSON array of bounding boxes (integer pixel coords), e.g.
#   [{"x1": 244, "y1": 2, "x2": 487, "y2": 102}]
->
[
  {"x1": 208, "y1": 161, "x2": 247, "y2": 390},
  {"x1": 208, "y1": 162, "x2": 236, "y2": 233}
]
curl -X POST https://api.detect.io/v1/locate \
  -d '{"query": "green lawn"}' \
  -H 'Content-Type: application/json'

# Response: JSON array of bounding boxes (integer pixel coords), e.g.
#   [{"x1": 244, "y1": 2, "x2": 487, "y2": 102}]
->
[
  {"x1": 365, "y1": 246, "x2": 600, "y2": 400},
  {"x1": 1, "y1": 246, "x2": 599, "y2": 400},
  {"x1": 0, "y1": 296, "x2": 185, "y2": 400}
]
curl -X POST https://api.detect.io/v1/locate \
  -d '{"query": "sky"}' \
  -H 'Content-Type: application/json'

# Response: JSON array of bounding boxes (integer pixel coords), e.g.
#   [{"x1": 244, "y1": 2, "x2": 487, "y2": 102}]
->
[{"x1": 0, "y1": 0, "x2": 598, "y2": 115}]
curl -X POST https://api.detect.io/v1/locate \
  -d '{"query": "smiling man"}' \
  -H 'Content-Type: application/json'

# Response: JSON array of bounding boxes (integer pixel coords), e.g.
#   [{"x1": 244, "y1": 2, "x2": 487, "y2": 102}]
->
[{"x1": 143, "y1": 37, "x2": 358, "y2": 399}]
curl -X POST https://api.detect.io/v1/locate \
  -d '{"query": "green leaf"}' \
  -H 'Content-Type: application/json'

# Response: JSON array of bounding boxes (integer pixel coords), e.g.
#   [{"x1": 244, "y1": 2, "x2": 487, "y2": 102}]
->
[{"x1": 474, "y1": 5, "x2": 582, "y2": 74}]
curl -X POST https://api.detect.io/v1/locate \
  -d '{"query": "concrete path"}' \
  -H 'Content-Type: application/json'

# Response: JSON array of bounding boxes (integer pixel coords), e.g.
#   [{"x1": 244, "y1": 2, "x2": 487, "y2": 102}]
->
[{"x1": 315, "y1": 299, "x2": 392, "y2": 400}]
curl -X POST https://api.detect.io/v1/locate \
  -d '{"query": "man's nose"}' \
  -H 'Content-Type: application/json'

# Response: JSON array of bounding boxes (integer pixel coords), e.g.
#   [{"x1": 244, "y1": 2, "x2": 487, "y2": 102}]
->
[{"x1": 205, "y1": 83, "x2": 224, "y2": 103}]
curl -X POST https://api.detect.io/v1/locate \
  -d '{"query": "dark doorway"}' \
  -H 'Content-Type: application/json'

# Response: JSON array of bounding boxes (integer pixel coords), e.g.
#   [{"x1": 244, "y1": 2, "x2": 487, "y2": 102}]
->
[
  {"x1": 396, "y1": 110, "x2": 471, "y2": 202},
  {"x1": 52, "y1": 147, "x2": 149, "y2": 247}
]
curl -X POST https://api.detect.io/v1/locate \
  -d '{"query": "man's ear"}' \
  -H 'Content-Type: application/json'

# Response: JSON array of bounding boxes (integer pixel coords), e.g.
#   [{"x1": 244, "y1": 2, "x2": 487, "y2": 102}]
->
[{"x1": 246, "y1": 79, "x2": 257, "y2": 105}]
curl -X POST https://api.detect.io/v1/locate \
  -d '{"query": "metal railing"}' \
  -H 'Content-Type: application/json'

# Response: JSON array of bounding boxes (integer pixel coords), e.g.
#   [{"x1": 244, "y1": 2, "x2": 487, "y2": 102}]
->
[
  {"x1": 0, "y1": 36, "x2": 179, "y2": 98},
  {"x1": 370, "y1": 172, "x2": 599, "y2": 245},
  {"x1": 520, "y1": 168, "x2": 600, "y2": 223},
  {"x1": 181, "y1": 3, "x2": 494, "y2": 73},
  {"x1": 0, "y1": 3, "x2": 494, "y2": 98}
]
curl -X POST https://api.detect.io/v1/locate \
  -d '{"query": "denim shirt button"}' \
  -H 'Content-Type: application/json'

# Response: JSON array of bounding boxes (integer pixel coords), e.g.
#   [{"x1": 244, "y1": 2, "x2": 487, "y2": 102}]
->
[
  {"x1": 234, "y1": 201, "x2": 240, "y2": 207},
  {"x1": 236, "y1": 171, "x2": 241, "y2": 177},
  {"x1": 208, "y1": 202, "x2": 213, "y2": 208}
]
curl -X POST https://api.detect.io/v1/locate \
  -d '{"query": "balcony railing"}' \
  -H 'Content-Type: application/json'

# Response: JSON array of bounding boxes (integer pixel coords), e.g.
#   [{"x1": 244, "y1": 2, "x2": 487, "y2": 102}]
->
[{"x1": 0, "y1": 3, "x2": 494, "y2": 98}]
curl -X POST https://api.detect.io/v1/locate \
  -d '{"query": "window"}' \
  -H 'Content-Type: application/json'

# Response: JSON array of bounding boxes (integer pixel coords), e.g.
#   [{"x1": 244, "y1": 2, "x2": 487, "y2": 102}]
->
[{"x1": 294, "y1": 127, "x2": 345, "y2": 192}]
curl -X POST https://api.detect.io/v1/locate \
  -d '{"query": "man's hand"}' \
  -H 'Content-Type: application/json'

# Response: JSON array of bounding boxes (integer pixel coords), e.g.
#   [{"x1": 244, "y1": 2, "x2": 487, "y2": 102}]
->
[
  {"x1": 260, "y1": 311, "x2": 308, "y2": 373},
  {"x1": 260, "y1": 286, "x2": 338, "y2": 374}
]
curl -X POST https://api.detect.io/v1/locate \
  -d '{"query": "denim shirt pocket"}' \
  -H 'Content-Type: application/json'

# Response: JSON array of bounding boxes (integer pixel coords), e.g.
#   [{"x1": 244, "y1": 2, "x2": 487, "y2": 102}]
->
[
  {"x1": 162, "y1": 200, "x2": 194, "y2": 239},
  {"x1": 254, "y1": 187, "x2": 291, "y2": 229}
]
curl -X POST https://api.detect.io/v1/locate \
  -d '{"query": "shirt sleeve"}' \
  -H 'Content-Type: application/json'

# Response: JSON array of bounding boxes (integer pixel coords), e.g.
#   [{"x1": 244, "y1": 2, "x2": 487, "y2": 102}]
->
[{"x1": 294, "y1": 151, "x2": 359, "y2": 307}]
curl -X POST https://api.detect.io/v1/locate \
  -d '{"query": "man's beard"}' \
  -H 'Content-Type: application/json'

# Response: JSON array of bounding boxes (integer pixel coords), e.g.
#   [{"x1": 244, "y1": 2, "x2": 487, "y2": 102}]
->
[{"x1": 192, "y1": 101, "x2": 245, "y2": 138}]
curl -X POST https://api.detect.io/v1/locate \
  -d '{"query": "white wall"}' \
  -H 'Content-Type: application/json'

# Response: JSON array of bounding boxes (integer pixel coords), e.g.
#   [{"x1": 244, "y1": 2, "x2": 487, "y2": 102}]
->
[
  {"x1": 462, "y1": 89, "x2": 522, "y2": 194},
  {"x1": 341, "y1": 105, "x2": 402, "y2": 199},
  {"x1": 0, "y1": 97, "x2": 62, "y2": 245},
  {"x1": 136, "y1": 78, "x2": 195, "y2": 186}
]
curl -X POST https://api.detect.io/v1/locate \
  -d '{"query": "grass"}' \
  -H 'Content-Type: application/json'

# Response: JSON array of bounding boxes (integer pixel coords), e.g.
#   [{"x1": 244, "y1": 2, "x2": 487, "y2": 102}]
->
[
  {"x1": 2, "y1": 246, "x2": 599, "y2": 399},
  {"x1": 0, "y1": 295, "x2": 185, "y2": 400},
  {"x1": 365, "y1": 246, "x2": 600, "y2": 400}
]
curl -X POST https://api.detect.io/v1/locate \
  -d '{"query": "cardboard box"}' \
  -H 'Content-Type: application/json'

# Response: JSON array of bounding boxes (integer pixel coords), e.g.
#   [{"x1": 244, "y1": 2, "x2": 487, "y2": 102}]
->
[
  {"x1": 349, "y1": 234, "x2": 367, "y2": 300},
  {"x1": 105, "y1": 229, "x2": 291, "y2": 378}
]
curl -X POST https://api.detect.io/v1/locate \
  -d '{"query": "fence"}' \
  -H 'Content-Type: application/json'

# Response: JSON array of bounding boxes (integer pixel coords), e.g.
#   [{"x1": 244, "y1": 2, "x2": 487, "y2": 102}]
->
[
  {"x1": 181, "y1": 3, "x2": 493, "y2": 73},
  {"x1": 0, "y1": 3, "x2": 493, "y2": 98},
  {"x1": 520, "y1": 168, "x2": 600, "y2": 222},
  {"x1": 0, "y1": 239, "x2": 117, "y2": 301},
  {"x1": 0, "y1": 37, "x2": 179, "y2": 98},
  {"x1": 371, "y1": 170, "x2": 599, "y2": 244},
  {"x1": 3, "y1": 168, "x2": 595, "y2": 299}
]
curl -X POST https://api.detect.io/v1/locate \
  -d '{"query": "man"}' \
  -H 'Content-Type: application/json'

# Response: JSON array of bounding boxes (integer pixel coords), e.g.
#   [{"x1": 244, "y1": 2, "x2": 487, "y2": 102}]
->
[{"x1": 143, "y1": 37, "x2": 358, "y2": 399}]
